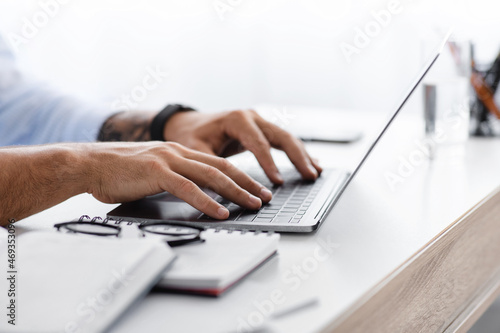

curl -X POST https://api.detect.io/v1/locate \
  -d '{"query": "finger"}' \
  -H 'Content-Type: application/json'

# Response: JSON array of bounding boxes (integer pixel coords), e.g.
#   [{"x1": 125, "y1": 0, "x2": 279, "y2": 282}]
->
[
  {"x1": 181, "y1": 150, "x2": 273, "y2": 202},
  {"x1": 170, "y1": 157, "x2": 263, "y2": 210},
  {"x1": 224, "y1": 111, "x2": 284, "y2": 184},
  {"x1": 255, "y1": 117, "x2": 319, "y2": 180},
  {"x1": 162, "y1": 172, "x2": 230, "y2": 220},
  {"x1": 190, "y1": 141, "x2": 214, "y2": 155},
  {"x1": 310, "y1": 156, "x2": 323, "y2": 175}
]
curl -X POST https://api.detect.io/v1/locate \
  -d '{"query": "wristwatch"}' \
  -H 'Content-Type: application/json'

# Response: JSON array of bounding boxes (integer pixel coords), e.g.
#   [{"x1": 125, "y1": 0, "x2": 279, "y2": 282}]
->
[{"x1": 150, "y1": 104, "x2": 196, "y2": 141}]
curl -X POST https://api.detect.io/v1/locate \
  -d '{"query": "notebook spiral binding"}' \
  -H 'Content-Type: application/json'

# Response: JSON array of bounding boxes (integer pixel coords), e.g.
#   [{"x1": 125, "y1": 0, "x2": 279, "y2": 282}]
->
[
  {"x1": 78, "y1": 215, "x2": 132, "y2": 225},
  {"x1": 78, "y1": 215, "x2": 275, "y2": 235}
]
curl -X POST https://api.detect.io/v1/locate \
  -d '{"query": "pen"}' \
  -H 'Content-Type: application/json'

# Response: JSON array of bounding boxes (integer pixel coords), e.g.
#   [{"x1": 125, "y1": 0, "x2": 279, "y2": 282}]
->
[
  {"x1": 471, "y1": 70, "x2": 500, "y2": 119},
  {"x1": 271, "y1": 297, "x2": 319, "y2": 319}
]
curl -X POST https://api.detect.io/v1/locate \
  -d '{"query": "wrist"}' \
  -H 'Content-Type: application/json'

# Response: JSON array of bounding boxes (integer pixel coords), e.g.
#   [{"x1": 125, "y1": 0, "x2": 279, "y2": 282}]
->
[
  {"x1": 17, "y1": 144, "x2": 91, "y2": 201},
  {"x1": 151, "y1": 104, "x2": 196, "y2": 141},
  {"x1": 98, "y1": 111, "x2": 156, "y2": 142},
  {"x1": 55, "y1": 144, "x2": 92, "y2": 196},
  {"x1": 163, "y1": 110, "x2": 197, "y2": 142},
  {"x1": 78, "y1": 143, "x2": 115, "y2": 196}
]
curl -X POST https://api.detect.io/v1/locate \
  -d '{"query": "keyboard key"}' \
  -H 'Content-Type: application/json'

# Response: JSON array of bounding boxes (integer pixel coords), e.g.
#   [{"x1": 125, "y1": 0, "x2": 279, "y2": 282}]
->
[
  {"x1": 266, "y1": 203, "x2": 285, "y2": 209},
  {"x1": 296, "y1": 191, "x2": 310, "y2": 195},
  {"x1": 254, "y1": 217, "x2": 273, "y2": 223},
  {"x1": 237, "y1": 215, "x2": 256, "y2": 222},
  {"x1": 218, "y1": 198, "x2": 231, "y2": 206},
  {"x1": 262, "y1": 207, "x2": 280, "y2": 212},
  {"x1": 237, "y1": 211, "x2": 258, "y2": 221},
  {"x1": 257, "y1": 213, "x2": 277, "y2": 218},
  {"x1": 290, "y1": 218, "x2": 301, "y2": 223},
  {"x1": 262, "y1": 208, "x2": 280, "y2": 213},
  {"x1": 276, "y1": 213, "x2": 294, "y2": 218},
  {"x1": 274, "y1": 217, "x2": 292, "y2": 223},
  {"x1": 227, "y1": 210, "x2": 242, "y2": 220},
  {"x1": 284, "y1": 204, "x2": 300, "y2": 209}
]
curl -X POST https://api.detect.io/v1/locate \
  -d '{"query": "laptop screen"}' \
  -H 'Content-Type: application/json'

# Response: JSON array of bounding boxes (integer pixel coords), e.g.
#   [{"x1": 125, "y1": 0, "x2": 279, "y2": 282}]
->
[{"x1": 332, "y1": 31, "x2": 451, "y2": 201}]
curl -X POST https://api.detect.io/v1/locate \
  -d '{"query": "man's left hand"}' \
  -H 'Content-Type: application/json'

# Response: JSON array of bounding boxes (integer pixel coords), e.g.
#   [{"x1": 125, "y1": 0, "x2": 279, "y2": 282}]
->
[{"x1": 164, "y1": 109, "x2": 322, "y2": 184}]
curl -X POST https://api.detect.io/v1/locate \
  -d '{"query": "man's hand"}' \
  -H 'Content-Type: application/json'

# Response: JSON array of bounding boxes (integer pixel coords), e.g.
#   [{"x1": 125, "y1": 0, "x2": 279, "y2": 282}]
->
[
  {"x1": 164, "y1": 109, "x2": 322, "y2": 184},
  {"x1": 85, "y1": 142, "x2": 272, "y2": 219},
  {"x1": 0, "y1": 142, "x2": 273, "y2": 225}
]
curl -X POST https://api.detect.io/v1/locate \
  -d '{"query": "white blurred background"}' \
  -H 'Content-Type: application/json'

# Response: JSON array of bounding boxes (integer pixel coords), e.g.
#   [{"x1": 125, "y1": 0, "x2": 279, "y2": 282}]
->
[{"x1": 1, "y1": 0, "x2": 500, "y2": 115}]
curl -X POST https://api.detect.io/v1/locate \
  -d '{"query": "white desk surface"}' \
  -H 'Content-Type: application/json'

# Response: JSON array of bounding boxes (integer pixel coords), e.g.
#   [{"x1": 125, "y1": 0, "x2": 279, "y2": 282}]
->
[{"x1": 15, "y1": 106, "x2": 500, "y2": 333}]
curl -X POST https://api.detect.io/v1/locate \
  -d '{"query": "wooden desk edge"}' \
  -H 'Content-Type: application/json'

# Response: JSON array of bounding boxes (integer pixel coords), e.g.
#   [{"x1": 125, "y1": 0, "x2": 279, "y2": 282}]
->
[{"x1": 320, "y1": 186, "x2": 500, "y2": 333}]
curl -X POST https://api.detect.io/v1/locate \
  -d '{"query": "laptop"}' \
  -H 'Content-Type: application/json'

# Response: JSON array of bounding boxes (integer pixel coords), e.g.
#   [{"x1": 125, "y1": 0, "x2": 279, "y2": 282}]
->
[{"x1": 108, "y1": 36, "x2": 448, "y2": 233}]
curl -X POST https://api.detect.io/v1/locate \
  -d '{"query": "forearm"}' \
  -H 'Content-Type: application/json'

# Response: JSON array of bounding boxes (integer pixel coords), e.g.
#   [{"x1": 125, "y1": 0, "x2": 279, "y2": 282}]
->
[
  {"x1": 0, "y1": 144, "x2": 88, "y2": 226},
  {"x1": 97, "y1": 111, "x2": 156, "y2": 142}
]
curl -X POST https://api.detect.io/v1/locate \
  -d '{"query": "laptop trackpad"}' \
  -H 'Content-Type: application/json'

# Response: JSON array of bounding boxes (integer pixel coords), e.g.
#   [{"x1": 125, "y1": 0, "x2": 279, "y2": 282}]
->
[{"x1": 109, "y1": 192, "x2": 205, "y2": 222}]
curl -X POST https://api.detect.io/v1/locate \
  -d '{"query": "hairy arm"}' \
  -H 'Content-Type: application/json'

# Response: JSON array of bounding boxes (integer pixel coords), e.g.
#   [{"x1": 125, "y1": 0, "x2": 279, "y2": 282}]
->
[{"x1": 0, "y1": 145, "x2": 88, "y2": 226}]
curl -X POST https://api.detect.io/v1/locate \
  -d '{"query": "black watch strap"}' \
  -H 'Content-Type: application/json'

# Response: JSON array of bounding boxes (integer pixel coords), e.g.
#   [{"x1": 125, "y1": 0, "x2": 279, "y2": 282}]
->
[{"x1": 150, "y1": 104, "x2": 195, "y2": 141}]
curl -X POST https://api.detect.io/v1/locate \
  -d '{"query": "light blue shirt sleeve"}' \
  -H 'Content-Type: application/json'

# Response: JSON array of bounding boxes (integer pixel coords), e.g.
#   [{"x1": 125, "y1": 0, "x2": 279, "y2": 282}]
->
[{"x1": 0, "y1": 35, "x2": 116, "y2": 146}]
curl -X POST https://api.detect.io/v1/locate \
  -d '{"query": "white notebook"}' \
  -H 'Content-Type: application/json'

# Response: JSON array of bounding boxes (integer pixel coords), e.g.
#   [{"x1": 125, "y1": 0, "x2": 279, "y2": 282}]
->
[
  {"x1": 0, "y1": 229, "x2": 175, "y2": 333},
  {"x1": 158, "y1": 229, "x2": 280, "y2": 296}
]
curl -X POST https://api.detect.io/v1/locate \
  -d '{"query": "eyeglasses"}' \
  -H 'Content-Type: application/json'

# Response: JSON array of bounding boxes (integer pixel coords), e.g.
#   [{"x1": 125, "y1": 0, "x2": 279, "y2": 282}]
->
[{"x1": 54, "y1": 219, "x2": 205, "y2": 247}]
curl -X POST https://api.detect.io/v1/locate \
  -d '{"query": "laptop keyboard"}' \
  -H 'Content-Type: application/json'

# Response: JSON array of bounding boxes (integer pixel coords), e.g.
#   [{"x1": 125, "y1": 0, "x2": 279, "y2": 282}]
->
[{"x1": 198, "y1": 169, "x2": 326, "y2": 224}]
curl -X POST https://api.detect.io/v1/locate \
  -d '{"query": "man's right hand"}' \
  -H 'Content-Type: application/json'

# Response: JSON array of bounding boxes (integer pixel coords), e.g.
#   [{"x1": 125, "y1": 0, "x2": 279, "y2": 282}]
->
[{"x1": 83, "y1": 141, "x2": 272, "y2": 219}]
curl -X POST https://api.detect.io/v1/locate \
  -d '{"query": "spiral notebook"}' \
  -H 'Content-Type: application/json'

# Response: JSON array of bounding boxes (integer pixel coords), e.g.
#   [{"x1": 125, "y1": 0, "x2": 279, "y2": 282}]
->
[
  {"x1": 158, "y1": 228, "x2": 280, "y2": 296},
  {"x1": 77, "y1": 216, "x2": 280, "y2": 296}
]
